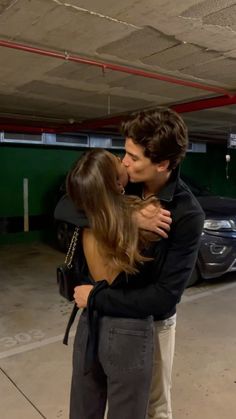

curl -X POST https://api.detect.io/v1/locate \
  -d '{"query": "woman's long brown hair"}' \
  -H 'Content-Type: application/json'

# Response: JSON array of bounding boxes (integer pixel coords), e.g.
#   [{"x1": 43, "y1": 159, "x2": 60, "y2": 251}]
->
[{"x1": 66, "y1": 149, "x2": 160, "y2": 275}]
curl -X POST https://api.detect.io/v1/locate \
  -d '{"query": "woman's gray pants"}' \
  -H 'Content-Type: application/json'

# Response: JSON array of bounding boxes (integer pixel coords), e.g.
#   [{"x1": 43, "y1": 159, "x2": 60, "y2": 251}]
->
[{"x1": 70, "y1": 313, "x2": 154, "y2": 419}]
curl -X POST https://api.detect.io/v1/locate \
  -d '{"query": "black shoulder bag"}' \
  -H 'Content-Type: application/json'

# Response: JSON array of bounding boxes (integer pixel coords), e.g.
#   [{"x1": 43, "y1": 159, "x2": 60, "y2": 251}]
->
[{"x1": 57, "y1": 227, "x2": 80, "y2": 301}]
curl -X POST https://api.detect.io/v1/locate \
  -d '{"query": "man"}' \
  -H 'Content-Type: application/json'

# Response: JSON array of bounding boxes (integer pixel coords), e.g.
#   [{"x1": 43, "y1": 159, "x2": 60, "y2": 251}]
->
[{"x1": 73, "y1": 107, "x2": 204, "y2": 419}]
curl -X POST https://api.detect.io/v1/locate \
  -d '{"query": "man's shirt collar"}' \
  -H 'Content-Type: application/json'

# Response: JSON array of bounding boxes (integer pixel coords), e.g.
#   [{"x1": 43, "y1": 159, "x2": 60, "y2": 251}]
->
[{"x1": 158, "y1": 166, "x2": 180, "y2": 203}]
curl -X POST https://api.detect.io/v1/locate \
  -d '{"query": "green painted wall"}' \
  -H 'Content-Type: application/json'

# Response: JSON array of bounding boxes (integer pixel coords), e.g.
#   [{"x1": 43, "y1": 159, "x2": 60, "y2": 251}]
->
[
  {"x1": 0, "y1": 145, "x2": 84, "y2": 216},
  {"x1": 181, "y1": 144, "x2": 236, "y2": 197},
  {"x1": 0, "y1": 144, "x2": 84, "y2": 244},
  {"x1": 0, "y1": 143, "x2": 235, "y2": 244}
]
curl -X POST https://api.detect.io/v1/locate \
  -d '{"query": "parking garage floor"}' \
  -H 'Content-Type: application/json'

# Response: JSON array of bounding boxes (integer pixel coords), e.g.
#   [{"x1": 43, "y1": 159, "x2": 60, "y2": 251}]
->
[{"x1": 0, "y1": 243, "x2": 236, "y2": 419}]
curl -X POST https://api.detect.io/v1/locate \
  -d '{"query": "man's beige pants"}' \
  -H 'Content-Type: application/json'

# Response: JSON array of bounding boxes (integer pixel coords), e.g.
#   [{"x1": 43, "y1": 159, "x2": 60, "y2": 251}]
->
[{"x1": 147, "y1": 315, "x2": 177, "y2": 419}]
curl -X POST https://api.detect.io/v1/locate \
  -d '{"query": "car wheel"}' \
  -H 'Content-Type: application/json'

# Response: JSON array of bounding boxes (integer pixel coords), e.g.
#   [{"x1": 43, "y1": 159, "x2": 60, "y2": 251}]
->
[
  {"x1": 186, "y1": 266, "x2": 201, "y2": 288},
  {"x1": 56, "y1": 222, "x2": 73, "y2": 252}
]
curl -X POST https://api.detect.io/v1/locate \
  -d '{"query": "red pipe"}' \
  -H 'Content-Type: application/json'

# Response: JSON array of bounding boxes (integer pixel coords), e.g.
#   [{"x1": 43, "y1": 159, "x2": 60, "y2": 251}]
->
[
  {"x1": 1, "y1": 94, "x2": 236, "y2": 133},
  {"x1": 173, "y1": 94, "x2": 236, "y2": 113},
  {"x1": 0, "y1": 39, "x2": 232, "y2": 96},
  {"x1": 0, "y1": 124, "x2": 57, "y2": 134},
  {"x1": 67, "y1": 94, "x2": 236, "y2": 130}
]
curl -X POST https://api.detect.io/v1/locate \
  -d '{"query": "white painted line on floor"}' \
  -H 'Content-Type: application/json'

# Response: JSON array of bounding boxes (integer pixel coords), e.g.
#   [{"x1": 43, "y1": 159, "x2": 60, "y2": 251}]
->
[
  {"x1": 182, "y1": 281, "x2": 236, "y2": 303},
  {"x1": 0, "y1": 331, "x2": 76, "y2": 360},
  {"x1": 1, "y1": 282, "x2": 235, "y2": 359}
]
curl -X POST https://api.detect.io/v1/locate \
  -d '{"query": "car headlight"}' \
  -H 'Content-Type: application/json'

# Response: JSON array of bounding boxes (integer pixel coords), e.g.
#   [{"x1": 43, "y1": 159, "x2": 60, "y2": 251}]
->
[{"x1": 204, "y1": 219, "x2": 235, "y2": 231}]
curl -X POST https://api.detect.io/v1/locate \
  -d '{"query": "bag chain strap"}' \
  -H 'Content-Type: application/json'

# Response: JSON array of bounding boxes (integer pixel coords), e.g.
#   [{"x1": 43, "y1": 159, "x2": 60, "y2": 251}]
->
[{"x1": 65, "y1": 227, "x2": 80, "y2": 268}]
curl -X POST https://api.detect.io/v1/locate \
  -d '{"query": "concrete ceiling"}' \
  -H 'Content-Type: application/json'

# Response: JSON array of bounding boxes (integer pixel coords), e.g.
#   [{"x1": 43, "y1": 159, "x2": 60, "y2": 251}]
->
[{"x1": 0, "y1": 0, "x2": 236, "y2": 142}]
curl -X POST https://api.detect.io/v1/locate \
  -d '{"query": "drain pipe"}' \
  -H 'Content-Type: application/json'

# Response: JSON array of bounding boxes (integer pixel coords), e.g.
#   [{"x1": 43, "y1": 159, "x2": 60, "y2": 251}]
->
[{"x1": 0, "y1": 39, "x2": 232, "y2": 96}]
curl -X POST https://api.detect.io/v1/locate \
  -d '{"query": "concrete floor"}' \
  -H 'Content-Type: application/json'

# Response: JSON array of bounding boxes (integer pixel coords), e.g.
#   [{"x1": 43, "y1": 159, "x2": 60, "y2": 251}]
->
[{"x1": 0, "y1": 243, "x2": 236, "y2": 419}]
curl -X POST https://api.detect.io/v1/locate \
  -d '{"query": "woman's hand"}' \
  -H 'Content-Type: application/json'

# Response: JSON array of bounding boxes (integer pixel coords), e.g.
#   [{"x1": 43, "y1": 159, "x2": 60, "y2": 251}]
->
[
  {"x1": 74, "y1": 285, "x2": 94, "y2": 308},
  {"x1": 135, "y1": 205, "x2": 172, "y2": 238}
]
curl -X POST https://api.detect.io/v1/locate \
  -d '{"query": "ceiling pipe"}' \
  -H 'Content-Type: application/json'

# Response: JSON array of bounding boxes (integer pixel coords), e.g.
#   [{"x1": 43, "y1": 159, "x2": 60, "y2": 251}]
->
[
  {"x1": 67, "y1": 94, "x2": 236, "y2": 131},
  {"x1": 0, "y1": 39, "x2": 236, "y2": 133},
  {"x1": 0, "y1": 123, "x2": 57, "y2": 134},
  {"x1": 0, "y1": 39, "x2": 233, "y2": 96},
  {"x1": 172, "y1": 94, "x2": 236, "y2": 113},
  {"x1": 1, "y1": 94, "x2": 236, "y2": 134}
]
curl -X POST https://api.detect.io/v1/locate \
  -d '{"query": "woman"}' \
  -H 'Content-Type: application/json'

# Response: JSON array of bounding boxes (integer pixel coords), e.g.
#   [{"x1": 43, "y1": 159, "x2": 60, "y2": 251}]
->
[{"x1": 66, "y1": 149, "x2": 160, "y2": 419}]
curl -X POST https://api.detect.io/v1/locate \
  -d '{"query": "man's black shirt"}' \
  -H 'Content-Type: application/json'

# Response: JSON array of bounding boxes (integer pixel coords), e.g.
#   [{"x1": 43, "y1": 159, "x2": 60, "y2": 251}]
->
[{"x1": 91, "y1": 167, "x2": 204, "y2": 320}]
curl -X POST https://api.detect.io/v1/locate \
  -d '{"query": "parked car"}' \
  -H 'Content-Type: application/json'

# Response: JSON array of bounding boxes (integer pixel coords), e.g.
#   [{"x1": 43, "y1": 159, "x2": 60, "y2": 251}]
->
[
  {"x1": 55, "y1": 177, "x2": 236, "y2": 287},
  {"x1": 181, "y1": 175, "x2": 236, "y2": 286}
]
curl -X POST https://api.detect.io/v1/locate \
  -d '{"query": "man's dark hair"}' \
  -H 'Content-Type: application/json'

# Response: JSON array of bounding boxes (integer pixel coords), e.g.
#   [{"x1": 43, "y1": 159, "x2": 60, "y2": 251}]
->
[{"x1": 121, "y1": 107, "x2": 188, "y2": 170}]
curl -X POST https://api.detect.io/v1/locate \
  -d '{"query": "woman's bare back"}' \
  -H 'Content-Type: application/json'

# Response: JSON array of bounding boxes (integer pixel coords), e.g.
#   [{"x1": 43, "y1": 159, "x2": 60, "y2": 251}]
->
[{"x1": 82, "y1": 228, "x2": 121, "y2": 284}]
